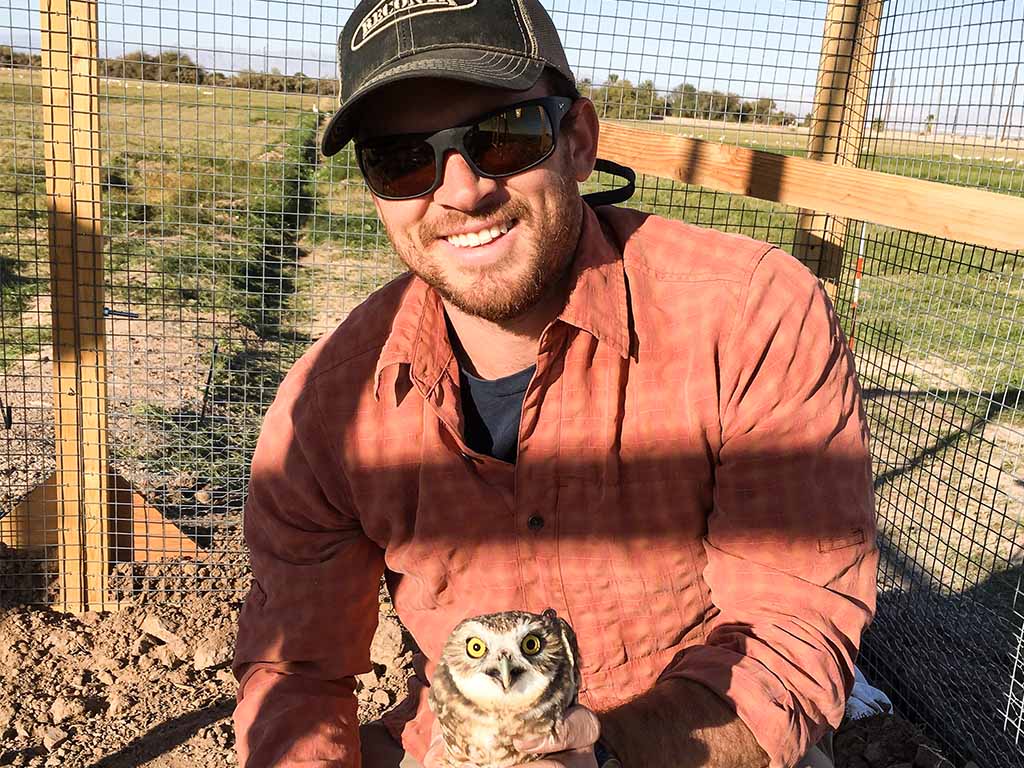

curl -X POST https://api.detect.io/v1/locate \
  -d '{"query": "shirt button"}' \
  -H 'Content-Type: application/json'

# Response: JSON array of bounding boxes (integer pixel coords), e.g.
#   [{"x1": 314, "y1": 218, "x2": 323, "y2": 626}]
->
[{"x1": 527, "y1": 515, "x2": 545, "y2": 531}]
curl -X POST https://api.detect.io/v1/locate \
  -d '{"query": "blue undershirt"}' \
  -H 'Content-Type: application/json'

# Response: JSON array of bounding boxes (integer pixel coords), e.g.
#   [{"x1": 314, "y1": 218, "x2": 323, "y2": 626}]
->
[{"x1": 458, "y1": 365, "x2": 535, "y2": 464}]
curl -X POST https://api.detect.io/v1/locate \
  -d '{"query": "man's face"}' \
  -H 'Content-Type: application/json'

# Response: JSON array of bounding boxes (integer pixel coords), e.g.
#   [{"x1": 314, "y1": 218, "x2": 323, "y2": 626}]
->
[{"x1": 356, "y1": 78, "x2": 597, "y2": 323}]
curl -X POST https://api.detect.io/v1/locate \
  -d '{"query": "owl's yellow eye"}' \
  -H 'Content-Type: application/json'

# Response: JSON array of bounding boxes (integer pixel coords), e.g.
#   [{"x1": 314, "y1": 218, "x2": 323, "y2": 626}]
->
[
  {"x1": 521, "y1": 634, "x2": 542, "y2": 656},
  {"x1": 466, "y1": 637, "x2": 487, "y2": 658}
]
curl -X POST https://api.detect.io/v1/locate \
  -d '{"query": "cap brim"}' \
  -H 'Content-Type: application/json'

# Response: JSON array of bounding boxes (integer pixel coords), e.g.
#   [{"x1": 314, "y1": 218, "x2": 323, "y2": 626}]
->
[{"x1": 320, "y1": 48, "x2": 545, "y2": 157}]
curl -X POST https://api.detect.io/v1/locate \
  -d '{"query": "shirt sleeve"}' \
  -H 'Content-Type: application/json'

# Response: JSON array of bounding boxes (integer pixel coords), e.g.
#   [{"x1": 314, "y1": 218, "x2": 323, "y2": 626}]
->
[
  {"x1": 232, "y1": 358, "x2": 385, "y2": 768},
  {"x1": 658, "y1": 246, "x2": 879, "y2": 768}
]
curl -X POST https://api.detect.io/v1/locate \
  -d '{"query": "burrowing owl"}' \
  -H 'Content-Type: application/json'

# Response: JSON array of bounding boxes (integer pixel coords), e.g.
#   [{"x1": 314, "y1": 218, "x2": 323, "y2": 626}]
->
[{"x1": 428, "y1": 610, "x2": 581, "y2": 768}]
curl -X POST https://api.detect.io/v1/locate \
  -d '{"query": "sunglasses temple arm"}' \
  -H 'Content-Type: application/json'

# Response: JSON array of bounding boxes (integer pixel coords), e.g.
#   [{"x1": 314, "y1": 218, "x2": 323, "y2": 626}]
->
[{"x1": 582, "y1": 159, "x2": 637, "y2": 207}]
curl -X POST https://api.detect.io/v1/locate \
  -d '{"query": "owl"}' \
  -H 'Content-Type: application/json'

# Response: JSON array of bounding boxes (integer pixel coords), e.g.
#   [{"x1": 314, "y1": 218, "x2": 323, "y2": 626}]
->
[{"x1": 428, "y1": 609, "x2": 582, "y2": 768}]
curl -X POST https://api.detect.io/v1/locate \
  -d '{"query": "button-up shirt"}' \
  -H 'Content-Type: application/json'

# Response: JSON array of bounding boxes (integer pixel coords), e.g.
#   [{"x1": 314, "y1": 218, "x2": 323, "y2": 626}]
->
[{"x1": 232, "y1": 203, "x2": 878, "y2": 768}]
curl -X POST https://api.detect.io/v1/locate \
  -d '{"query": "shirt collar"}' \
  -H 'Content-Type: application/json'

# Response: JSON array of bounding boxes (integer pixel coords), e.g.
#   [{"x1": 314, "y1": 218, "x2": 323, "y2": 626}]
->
[
  {"x1": 373, "y1": 203, "x2": 630, "y2": 402},
  {"x1": 556, "y1": 203, "x2": 631, "y2": 360}
]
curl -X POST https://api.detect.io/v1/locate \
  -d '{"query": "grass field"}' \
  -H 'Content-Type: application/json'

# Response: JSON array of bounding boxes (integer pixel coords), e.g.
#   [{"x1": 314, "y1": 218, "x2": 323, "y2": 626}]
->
[{"x1": 1, "y1": 65, "x2": 1023, "y2": 599}]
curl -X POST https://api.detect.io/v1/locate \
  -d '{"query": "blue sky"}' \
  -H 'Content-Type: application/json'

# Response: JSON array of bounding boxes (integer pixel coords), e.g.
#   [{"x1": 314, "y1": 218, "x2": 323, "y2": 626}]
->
[{"x1": 3, "y1": 0, "x2": 1022, "y2": 133}]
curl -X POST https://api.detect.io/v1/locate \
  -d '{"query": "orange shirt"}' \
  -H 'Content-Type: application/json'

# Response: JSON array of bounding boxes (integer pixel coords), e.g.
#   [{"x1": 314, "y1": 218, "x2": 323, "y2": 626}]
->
[{"x1": 232, "y1": 204, "x2": 878, "y2": 768}]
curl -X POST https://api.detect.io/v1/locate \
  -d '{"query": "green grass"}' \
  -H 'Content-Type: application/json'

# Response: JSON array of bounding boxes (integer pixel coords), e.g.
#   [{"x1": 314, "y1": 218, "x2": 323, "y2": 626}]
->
[
  {"x1": 97, "y1": 111, "x2": 322, "y2": 336},
  {"x1": 852, "y1": 269, "x2": 1024, "y2": 392},
  {"x1": 303, "y1": 145, "x2": 390, "y2": 249},
  {"x1": 0, "y1": 70, "x2": 330, "y2": 365}
]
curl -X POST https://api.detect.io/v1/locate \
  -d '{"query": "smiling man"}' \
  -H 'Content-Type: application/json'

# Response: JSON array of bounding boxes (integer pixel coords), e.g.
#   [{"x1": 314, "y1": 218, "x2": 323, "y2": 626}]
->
[{"x1": 231, "y1": 1, "x2": 878, "y2": 767}]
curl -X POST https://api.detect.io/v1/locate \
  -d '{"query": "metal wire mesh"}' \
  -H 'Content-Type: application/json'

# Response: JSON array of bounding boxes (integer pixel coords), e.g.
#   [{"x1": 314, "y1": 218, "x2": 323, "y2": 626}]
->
[
  {"x1": 822, "y1": 3, "x2": 1024, "y2": 766},
  {"x1": 1, "y1": 0, "x2": 1023, "y2": 764}
]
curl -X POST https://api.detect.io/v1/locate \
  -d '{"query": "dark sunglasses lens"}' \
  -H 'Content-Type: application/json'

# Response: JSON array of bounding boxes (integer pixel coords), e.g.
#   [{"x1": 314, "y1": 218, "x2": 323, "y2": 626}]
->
[
  {"x1": 468, "y1": 103, "x2": 555, "y2": 176},
  {"x1": 359, "y1": 138, "x2": 436, "y2": 198}
]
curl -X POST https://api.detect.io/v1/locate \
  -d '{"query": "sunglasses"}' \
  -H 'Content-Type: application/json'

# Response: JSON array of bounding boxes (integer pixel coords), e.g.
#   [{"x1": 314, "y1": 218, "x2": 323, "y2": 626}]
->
[{"x1": 354, "y1": 96, "x2": 575, "y2": 200}]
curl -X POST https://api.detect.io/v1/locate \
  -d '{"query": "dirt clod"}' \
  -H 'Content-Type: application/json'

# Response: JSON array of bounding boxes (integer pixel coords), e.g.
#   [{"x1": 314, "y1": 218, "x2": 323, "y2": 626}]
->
[
  {"x1": 835, "y1": 714, "x2": 957, "y2": 768},
  {"x1": 39, "y1": 726, "x2": 67, "y2": 752},
  {"x1": 193, "y1": 637, "x2": 232, "y2": 671},
  {"x1": 48, "y1": 696, "x2": 84, "y2": 725},
  {"x1": 914, "y1": 745, "x2": 955, "y2": 768},
  {"x1": 141, "y1": 614, "x2": 182, "y2": 645}
]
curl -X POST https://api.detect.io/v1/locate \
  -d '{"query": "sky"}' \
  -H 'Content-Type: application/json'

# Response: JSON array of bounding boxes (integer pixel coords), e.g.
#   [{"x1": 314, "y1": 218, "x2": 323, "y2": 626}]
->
[{"x1": 2, "y1": 0, "x2": 1022, "y2": 133}]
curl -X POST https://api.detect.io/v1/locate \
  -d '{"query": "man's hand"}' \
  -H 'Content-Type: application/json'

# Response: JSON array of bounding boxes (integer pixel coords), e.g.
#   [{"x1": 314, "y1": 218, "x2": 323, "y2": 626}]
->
[
  {"x1": 423, "y1": 706, "x2": 601, "y2": 768},
  {"x1": 421, "y1": 728, "x2": 449, "y2": 768},
  {"x1": 511, "y1": 706, "x2": 601, "y2": 768}
]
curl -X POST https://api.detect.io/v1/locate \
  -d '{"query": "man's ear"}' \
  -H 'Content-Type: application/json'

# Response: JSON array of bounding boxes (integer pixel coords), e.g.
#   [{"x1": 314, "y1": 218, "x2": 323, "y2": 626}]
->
[{"x1": 565, "y1": 97, "x2": 600, "y2": 183}]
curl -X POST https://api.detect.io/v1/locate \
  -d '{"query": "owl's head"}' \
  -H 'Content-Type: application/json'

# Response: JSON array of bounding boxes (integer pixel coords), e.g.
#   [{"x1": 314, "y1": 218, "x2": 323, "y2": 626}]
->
[{"x1": 438, "y1": 610, "x2": 580, "y2": 711}]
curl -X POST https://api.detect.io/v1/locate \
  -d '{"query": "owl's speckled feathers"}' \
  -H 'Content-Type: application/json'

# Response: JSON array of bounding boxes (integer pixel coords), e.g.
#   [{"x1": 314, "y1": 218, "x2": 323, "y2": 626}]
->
[{"x1": 428, "y1": 610, "x2": 582, "y2": 768}]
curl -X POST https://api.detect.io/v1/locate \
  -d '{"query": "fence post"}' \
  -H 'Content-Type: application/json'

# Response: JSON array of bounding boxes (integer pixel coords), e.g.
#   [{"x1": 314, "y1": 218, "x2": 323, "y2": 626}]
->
[
  {"x1": 39, "y1": 0, "x2": 109, "y2": 612},
  {"x1": 793, "y1": 0, "x2": 884, "y2": 292}
]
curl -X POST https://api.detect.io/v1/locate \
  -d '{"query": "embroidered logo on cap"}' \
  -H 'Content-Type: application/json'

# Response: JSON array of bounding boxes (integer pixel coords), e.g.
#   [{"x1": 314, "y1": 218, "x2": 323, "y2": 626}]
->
[{"x1": 352, "y1": 0, "x2": 478, "y2": 51}]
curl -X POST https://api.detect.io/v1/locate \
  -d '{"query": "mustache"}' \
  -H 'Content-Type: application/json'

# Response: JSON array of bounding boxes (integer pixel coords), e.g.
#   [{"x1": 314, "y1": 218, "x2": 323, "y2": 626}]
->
[{"x1": 418, "y1": 199, "x2": 533, "y2": 244}]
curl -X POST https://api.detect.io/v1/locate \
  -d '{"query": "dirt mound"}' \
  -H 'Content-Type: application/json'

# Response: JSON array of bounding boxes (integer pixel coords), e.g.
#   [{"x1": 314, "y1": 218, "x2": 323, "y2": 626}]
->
[
  {"x1": 0, "y1": 583, "x2": 414, "y2": 767},
  {"x1": 835, "y1": 713, "x2": 960, "y2": 768}
]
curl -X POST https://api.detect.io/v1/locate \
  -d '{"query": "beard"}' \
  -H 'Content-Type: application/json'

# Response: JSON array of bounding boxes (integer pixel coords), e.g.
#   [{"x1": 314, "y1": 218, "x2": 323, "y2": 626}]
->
[{"x1": 386, "y1": 173, "x2": 583, "y2": 324}]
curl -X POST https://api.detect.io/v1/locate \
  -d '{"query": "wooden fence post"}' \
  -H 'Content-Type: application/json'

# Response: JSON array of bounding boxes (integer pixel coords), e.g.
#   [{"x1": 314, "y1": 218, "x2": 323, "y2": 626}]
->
[
  {"x1": 16, "y1": 0, "x2": 205, "y2": 611},
  {"x1": 38, "y1": 0, "x2": 108, "y2": 612},
  {"x1": 793, "y1": 0, "x2": 885, "y2": 292}
]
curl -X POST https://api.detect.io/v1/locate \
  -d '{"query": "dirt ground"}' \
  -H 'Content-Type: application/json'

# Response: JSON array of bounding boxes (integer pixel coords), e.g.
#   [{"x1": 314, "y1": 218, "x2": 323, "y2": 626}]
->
[
  {"x1": 0, "y1": 572, "x2": 964, "y2": 768},
  {"x1": 0, "y1": 575, "x2": 413, "y2": 768}
]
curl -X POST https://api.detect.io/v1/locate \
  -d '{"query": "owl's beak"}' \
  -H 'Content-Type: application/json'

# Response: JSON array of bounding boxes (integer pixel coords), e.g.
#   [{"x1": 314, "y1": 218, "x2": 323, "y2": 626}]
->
[
  {"x1": 485, "y1": 653, "x2": 522, "y2": 691},
  {"x1": 498, "y1": 655, "x2": 515, "y2": 691}
]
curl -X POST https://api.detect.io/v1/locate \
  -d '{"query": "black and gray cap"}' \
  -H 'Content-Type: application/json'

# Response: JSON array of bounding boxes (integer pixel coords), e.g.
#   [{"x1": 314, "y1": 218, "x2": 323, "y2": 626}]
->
[{"x1": 320, "y1": 0, "x2": 577, "y2": 157}]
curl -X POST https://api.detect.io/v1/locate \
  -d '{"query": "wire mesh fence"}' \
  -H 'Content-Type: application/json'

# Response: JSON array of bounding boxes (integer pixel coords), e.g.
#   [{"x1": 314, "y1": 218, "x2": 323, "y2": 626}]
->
[
  {"x1": 830, "y1": 4, "x2": 1024, "y2": 766},
  {"x1": 1, "y1": 0, "x2": 1023, "y2": 764}
]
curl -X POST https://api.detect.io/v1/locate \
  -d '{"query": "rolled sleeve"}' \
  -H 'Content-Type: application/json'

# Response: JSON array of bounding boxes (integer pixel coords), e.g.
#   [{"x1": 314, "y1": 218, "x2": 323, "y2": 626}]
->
[
  {"x1": 233, "y1": 358, "x2": 385, "y2": 768},
  {"x1": 660, "y1": 248, "x2": 878, "y2": 768}
]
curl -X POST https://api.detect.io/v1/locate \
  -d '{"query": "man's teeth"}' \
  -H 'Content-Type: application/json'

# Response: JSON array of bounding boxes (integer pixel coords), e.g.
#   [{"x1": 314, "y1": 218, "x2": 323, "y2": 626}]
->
[{"x1": 445, "y1": 222, "x2": 510, "y2": 248}]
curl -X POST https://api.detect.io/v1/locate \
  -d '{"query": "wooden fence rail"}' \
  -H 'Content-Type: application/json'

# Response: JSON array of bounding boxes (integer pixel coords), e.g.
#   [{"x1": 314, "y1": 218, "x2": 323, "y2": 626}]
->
[{"x1": 597, "y1": 123, "x2": 1024, "y2": 254}]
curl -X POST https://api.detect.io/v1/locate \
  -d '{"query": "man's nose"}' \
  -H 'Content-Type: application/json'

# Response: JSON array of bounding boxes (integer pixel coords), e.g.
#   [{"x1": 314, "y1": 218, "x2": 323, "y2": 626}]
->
[{"x1": 431, "y1": 150, "x2": 500, "y2": 210}]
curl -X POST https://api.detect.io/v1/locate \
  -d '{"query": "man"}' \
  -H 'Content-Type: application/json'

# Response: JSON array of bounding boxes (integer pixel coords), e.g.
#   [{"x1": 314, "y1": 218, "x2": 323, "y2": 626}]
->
[{"x1": 232, "y1": 1, "x2": 878, "y2": 767}]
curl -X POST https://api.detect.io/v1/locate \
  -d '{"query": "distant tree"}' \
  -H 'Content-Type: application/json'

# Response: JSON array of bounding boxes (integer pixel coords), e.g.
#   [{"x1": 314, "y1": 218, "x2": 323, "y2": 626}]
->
[
  {"x1": 669, "y1": 83, "x2": 698, "y2": 118},
  {"x1": 695, "y1": 90, "x2": 738, "y2": 121},
  {"x1": 99, "y1": 50, "x2": 205, "y2": 83},
  {"x1": 157, "y1": 51, "x2": 205, "y2": 83},
  {"x1": 236, "y1": 69, "x2": 276, "y2": 90},
  {"x1": 0, "y1": 45, "x2": 41, "y2": 68},
  {"x1": 585, "y1": 75, "x2": 670, "y2": 120},
  {"x1": 751, "y1": 97, "x2": 776, "y2": 123},
  {"x1": 635, "y1": 79, "x2": 667, "y2": 119},
  {"x1": 206, "y1": 71, "x2": 231, "y2": 87},
  {"x1": 317, "y1": 77, "x2": 338, "y2": 97},
  {"x1": 870, "y1": 116, "x2": 886, "y2": 133},
  {"x1": 665, "y1": 81, "x2": 792, "y2": 124},
  {"x1": 606, "y1": 77, "x2": 637, "y2": 119}
]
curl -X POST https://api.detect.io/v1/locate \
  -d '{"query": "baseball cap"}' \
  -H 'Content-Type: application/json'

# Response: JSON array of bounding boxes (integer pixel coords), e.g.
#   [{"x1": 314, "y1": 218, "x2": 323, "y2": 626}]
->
[{"x1": 321, "y1": 0, "x2": 577, "y2": 157}]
